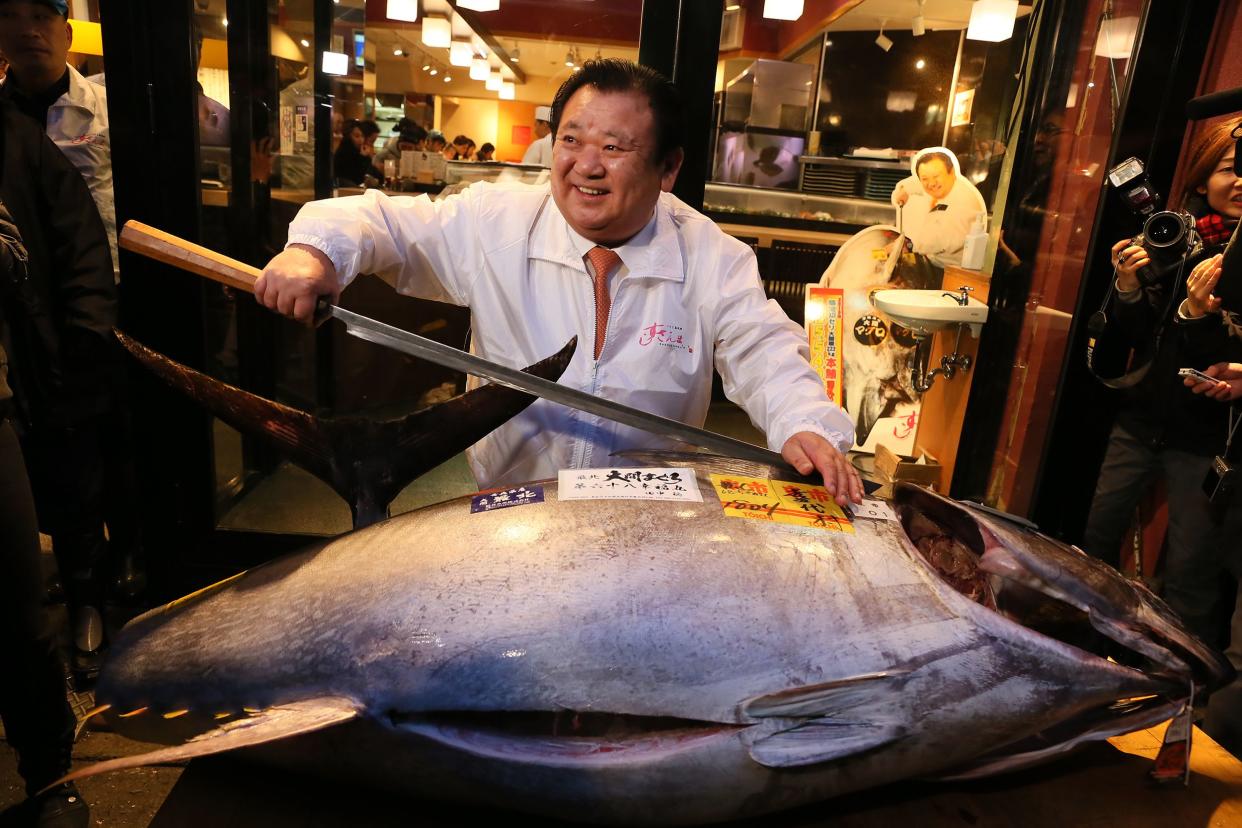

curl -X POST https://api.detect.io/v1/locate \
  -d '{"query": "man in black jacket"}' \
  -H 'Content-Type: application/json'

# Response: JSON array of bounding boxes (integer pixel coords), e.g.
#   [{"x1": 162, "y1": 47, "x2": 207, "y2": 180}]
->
[
  {"x1": 0, "y1": 96, "x2": 108, "y2": 826},
  {"x1": 0, "y1": 35, "x2": 128, "y2": 677}
]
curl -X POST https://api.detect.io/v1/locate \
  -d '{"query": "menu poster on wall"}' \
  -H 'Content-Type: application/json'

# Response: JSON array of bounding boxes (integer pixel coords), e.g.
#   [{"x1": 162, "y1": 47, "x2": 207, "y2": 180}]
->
[
  {"x1": 820, "y1": 225, "x2": 937, "y2": 457},
  {"x1": 294, "y1": 105, "x2": 310, "y2": 144},
  {"x1": 805, "y1": 286, "x2": 844, "y2": 407},
  {"x1": 952, "y1": 88, "x2": 976, "y2": 128}
]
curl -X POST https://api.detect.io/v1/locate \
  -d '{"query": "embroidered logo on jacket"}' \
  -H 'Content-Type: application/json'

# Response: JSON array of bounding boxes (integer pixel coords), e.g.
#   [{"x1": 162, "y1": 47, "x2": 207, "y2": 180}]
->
[{"x1": 638, "y1": 322, "x2": 691, "y2": 352}]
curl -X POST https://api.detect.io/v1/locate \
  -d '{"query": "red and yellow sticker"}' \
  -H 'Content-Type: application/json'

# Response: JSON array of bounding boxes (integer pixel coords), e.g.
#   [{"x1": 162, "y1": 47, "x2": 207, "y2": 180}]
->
[{"x1": 709, "y1": 475, "x2": 853, "y2": 534}]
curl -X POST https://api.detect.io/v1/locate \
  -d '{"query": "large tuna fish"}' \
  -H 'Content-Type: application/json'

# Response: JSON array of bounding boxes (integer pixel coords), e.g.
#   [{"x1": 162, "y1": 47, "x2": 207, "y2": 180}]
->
[{"x1": 68, "y1": 454, "x2": 1230, "y2": 825}]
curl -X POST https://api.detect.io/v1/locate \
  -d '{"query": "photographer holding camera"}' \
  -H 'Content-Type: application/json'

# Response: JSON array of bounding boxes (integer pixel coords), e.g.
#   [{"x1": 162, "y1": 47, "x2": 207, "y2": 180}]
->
[{"x1": 1082, "y1": 119, "x2": 1241, "y2": 647}]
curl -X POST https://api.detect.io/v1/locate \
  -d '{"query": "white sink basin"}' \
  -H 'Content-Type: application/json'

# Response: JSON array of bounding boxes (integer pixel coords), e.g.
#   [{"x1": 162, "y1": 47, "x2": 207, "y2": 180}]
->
[{"x1": 872, "y1": 289, "x2": 989, "y2": 337}]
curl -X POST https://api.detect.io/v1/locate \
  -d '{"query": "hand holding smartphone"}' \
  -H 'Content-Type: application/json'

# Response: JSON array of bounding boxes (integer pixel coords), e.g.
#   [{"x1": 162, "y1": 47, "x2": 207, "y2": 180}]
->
[{"x1": 1178, "y1": 367, "x2": 1218, "y2": 385}]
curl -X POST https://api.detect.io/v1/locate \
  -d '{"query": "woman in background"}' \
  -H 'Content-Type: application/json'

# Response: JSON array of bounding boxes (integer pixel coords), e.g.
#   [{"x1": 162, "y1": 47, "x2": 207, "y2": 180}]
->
[
  {"x1": 333, "y1": 119, "x2": 380, "y2": 186},
  {"x1": 1082, "y1": 120, "x2": 1241, "y2": 646}
]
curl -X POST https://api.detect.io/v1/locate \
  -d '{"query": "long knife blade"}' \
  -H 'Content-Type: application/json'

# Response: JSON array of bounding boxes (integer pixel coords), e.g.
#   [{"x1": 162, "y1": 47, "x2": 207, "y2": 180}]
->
[
  {"x1": 115, "y1": 220, "x2": 792, "y2": 469},
  {"x1": 328, "y1": 306, "x2": 790, "y2": 468}
]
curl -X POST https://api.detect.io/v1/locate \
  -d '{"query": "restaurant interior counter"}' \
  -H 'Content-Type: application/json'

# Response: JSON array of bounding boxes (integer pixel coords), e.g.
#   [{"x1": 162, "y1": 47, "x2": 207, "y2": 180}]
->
[{"x1": 703, "y1": 182, "x2": 894, "y2": 237}]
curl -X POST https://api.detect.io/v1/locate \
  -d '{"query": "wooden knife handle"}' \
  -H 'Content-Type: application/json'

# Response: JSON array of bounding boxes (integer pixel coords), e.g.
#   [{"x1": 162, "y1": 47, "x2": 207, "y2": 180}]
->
[{"x1": 119, "y1": 220, "x2": 262, "y2": 294}]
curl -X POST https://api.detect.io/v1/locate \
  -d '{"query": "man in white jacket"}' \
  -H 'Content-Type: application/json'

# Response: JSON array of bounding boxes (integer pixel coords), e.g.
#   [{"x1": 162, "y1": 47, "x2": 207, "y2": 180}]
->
[
  {"x1": 257, "y1": 60, "x2": 862, "y2": 505},
  {"x1": 0, "y1": 0, "x2": 115, "y2": 278},
  {"x1": 521, "y1": 104, "x2": 554, "y2": 167}
]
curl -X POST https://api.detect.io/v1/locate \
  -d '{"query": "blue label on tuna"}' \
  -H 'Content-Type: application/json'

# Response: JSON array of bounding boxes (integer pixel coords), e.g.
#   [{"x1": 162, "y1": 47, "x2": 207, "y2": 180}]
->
[{"x1": 471, "y1": 485, "x2": 544, "y2": 514}]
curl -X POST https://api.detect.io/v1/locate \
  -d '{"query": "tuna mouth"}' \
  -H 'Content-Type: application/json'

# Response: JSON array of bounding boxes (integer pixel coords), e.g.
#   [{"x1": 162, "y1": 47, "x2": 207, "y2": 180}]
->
[
  {"x1": 390, "y1": 710, "x2": 743, "y2": 764},
  {"x1": 892, "y1": 484, "x2": 1232, "y2": 692}
]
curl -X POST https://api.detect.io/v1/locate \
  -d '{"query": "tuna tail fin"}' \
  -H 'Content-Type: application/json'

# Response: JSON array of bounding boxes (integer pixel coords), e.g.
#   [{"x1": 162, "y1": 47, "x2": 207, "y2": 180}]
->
[
  {"x1": 115, "y1": 330, "x2": 576, "y2": 528},
  {"x1": 744, "y1": 672, "x2": 909, "y2": 768},
  {"x1": 47, "y1": 696, "x2": 360, "y2": 791}
]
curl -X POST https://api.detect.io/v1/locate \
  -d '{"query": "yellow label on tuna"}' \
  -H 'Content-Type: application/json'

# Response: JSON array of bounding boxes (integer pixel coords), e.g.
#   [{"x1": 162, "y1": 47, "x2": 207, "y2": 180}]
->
[{"x1": 709, "y1": 475, "x2": 854, "y2": 534}]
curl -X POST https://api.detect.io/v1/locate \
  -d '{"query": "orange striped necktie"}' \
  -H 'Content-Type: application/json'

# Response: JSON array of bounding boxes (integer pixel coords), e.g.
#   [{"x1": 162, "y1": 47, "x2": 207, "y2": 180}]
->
[{"x1": 586, "y1": 245, "x2": 623, "y2": 359}]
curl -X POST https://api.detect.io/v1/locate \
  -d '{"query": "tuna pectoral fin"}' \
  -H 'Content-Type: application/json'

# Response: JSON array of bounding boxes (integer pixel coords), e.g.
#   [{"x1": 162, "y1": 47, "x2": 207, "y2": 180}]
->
[
  {"x1": 749, "y1": 719, "x2": 906, "y2": 768},
  {"x1": 742, "y1": 671, "x2": 909, "y2": 719},
  {"x1": 744, "y1": 673, "x2": 909, "y2": 768},
  {"x1": 51, "y1": 697, "x2": 360, "y2": 789}
]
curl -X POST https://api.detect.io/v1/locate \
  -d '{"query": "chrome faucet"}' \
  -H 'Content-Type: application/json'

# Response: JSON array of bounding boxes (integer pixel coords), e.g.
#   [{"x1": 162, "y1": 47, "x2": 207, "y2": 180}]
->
[{"x1": 941, "y1": 285, "x2": 974, "y2": 306}]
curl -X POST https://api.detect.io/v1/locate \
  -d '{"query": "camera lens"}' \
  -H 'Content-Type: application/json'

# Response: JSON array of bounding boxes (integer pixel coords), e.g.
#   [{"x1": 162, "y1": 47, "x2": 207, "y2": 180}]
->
[{"x1": 1143, "y1": 212, "x2": 1186, "y2": 249}]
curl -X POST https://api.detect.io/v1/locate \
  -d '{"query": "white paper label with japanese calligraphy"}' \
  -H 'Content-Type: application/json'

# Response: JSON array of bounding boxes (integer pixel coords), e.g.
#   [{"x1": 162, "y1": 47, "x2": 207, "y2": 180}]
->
[
  {"x1": 557, "y1": 467, "x2": 703, "y2": 502},
  {"x1": 853, "y1": 498, "x2": 898, "y2": 521}
]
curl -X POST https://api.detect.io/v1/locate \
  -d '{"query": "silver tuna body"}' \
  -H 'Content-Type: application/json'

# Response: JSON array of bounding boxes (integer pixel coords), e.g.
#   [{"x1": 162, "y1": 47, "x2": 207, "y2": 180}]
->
[{"x1": 91, "y1": 465, "x2": 1230, "y2": 825}]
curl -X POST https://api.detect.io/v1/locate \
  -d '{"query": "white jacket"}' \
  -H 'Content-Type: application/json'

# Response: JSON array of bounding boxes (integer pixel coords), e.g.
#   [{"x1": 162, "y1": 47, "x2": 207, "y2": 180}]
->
[
  {"x1": 46, "y1": 66, "x2": 116, "y2": 277},
  {"x1": 891, "y1": 175, "x2": 984, "y2": 268},
  {"x1": 287, "y1": 182, "x2": 854, "y2": 488},
  {"x1": 520, "y1": 133, "x2": 553, "y2": 167}
]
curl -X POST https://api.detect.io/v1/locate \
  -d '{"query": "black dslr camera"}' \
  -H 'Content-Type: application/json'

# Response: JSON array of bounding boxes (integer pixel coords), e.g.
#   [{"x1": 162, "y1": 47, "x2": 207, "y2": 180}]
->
[{"x1": 1107, "y1": 157, "x2": 1202, "y2": 286}]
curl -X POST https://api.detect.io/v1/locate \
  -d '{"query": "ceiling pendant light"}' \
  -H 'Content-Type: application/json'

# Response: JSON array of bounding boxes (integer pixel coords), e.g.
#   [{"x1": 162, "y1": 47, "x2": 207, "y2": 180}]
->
[
  {"x1": 565, "y1": 47, "x2": 575, "y2": 68},
  {"x1": 499, "y1": 81, "x2": 515, "y2": 100},
  {"x1": 966, "y1": 0, "x2": 1019, "y2": 43},
  {"x1": 421, "y1": 16, "x2": 451, "y2": 48},
  {"x1": 449, "y1": 41, "x2": 473, "y2": 67},
  {"x1": 510, "y1": 43, "x2": 520, "y2": 63},
  {"x1": 762, "y1": 0, "x2": 803, "y2": 21},
  {"x1": 486, "y1": 69, "x2": 503, "y2": 91},
  {"x1": 458, "y1": 0, "x2": 501, "y2": 10},
  {"x1": 912, "y1": 0, "x2": 926, "y2": 36},
  {"x1": 875, "y1": 20, "x2": 893, "y2": 52},
  {"x1": 470, "y1": 57, "x2": 491, "y2": 81},
  {"x1": 386, "y1": 0, "x2": 418, "y2": 23}
]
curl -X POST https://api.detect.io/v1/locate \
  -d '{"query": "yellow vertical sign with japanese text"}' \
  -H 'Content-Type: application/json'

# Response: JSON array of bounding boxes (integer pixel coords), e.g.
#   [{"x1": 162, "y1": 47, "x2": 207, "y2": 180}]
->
[
  {"x1": 709, "y1": 475, "x2": 854, "y2": 534},
  {"x1": 805, "y1": 286, "x2": 844, "y2": 407}
]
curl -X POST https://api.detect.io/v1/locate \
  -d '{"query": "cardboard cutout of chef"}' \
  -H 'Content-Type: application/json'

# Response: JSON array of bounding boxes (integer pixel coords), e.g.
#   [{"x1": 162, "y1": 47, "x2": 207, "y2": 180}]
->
[{"x1": 891, "y1": 147, "x2": 986, "y2": 268}]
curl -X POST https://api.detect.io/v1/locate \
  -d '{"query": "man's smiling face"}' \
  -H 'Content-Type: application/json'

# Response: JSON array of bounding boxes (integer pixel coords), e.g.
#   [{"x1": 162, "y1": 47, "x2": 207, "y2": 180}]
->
[{"x1": 551, "y1": 86, "x2": 683, "y2": 246}]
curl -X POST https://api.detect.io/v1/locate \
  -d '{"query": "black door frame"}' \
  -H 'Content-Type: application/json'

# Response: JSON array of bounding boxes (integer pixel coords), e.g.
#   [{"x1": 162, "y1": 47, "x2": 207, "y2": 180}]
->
[{"x1": 951, "y1": 0, "x2": 1220, "y2": 543}]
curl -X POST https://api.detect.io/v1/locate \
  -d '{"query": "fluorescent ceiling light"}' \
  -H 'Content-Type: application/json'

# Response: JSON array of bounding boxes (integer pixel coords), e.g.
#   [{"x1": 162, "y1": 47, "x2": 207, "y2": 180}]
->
[
  {"x1": 1095, "y1": 16, "x2": 1139, "y2": 59},
  {"x1": 421, "y1": 16, "x2": 452, "y2": 48},
  {"x1": 450, "y1": 41, "x2": 473, "y2": 66},
  {"x1": 886, "y1": 91, "x2": 916, "y2": 113},
  {"x1": 499, "y1": 81, "x2": 515, "y2": 100},
  {"x1": 486, "y1": 69, "x2": 503, "y2": 91},
  {"x1": 470, "y1": 57, "x2": 491, "y2": 80},
  {"x1": 322, "y1": 51, "x2": 349, "y2": 75},
  {"x1": 458, "y1": 0, "x2": 501, "y2": 10},
  {"x1": 762, "y1": 0, "x2": 803, "y2": 20},
  {"x1": 386, "y1": 0, "x2": 418, "y2": 23},
  {"x1": 966, "y1": 0, "x2": 1018, "y2": 43}
]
